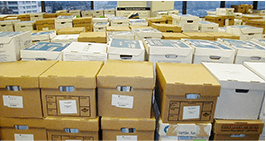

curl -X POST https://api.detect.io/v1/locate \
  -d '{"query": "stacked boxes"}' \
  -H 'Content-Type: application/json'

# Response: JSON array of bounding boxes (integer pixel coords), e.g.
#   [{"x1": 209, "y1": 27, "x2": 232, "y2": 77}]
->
[
  {"x1": 82, "y1": 10, "x2": 104, "y2": 18},
  {"x1": 69, "y1": 10, "x2": 81, "y2": 17},
  {"x1": 97, "y1": 60, "x2": 156, "y2": 140},
  {"x1": 57, "y1": 27, "x2": 85, "y2": 35},
  {"x1": 51, "y1": 34, "x2": 79, "y2": 43},
  {"x1": 150, "y1": 1, "x2": 174, "y2": 17},
  {"x1": 30, "y1": 13, "x2": 44, "y2": 21},
  {"x1": 31, "y1": 30, "x2": 56, "y2": 42},
  {"x1": 216, "y1": 8, "x2": 234, "y2": 16},
  {"x1": 78, "y1": 32, "x2": 106, "y2": 43},
  {"x1": 17, "y1": 14, "x2": 30, "y2": 21},
  {"x1": 109, "y1": 16, "x2": 129, "y2": 27},
  {"x1": 226, "y1": 25, "x2": 263, "y2": 40},
  {"x1": 151, "y1": 23, "x2": 182, "y2": 33},
  {"x1": 92, "y1": 18, "x2": 108, "y2": 25},
  {"x1": 0, "y1": 20, "x2": 15, "y2": 32},
  {"x1": 147, "y1": 17, "x2": 167, "y2": 26},
  {"x1": 73, "y1": 17, "x2": 92, "y2": 32},
  {"x1": 172, "y1": 14, "x2": 199, "y2": 32},
  {"x1": 246, "y1": 19, "x2": 265, "y2": 34},
  {"x1": 93, "y1": 22, "x2": 109, "y2": 32},
  {"x1": 36, "y1": 18, "x2": 55, "y2": 31},
  {"x1": 14, "y1": 21, "x2": 35, "y2": 32},
  {"x1": 199, "y1": 21, "x2": 219, "y2": 32},
  {"x1": 55, "y1": 15, "x2": 76, "y2": 29},
  {"x1": 132, "y1": 28, "x2": 162, "y2": 40},
  {"x1": 81, "y1": 10, "x2": 92, "y2": 17},
  {"x1": 238, "y1": 4, "x2": 253, "y2": 14},
  {"x1": 205, "y1": 15, "x2": 225, "y2": 27}
]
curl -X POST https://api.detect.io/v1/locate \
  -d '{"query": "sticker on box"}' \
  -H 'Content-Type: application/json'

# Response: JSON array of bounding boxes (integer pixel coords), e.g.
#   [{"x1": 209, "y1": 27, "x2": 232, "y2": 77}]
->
[
  {"x1": 183, "y1": 106, "x2": 200, "y2": 119},
  {"x1": 117, "y1": 135, "x2": 137, "y2": 141},
  {"x1": 112, "y1": 94, "x2": 134, "y2": 109},
  {"x1": 59, "y1": 100, "x2": 77, "y2": 114},
  {"x1": 14, "y1": 134, "x2": 34, "y2": 141},
  {"x1": 3, "y1": 95, "x2": 23, "y2": 108}
]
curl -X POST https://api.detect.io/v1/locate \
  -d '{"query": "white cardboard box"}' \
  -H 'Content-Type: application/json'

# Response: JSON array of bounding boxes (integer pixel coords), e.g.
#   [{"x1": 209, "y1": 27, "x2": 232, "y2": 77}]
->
[
  {"x1": 168, "y1": 10, "x2": 179, "y2": 15},
  {"x1": 218, "y1": 27, "x2": 226, "y2": 33},
  {"x1": 199, "y1": 21, "x2": 219, "y2": 32},
  {"x1": 234, "y1": 19, "x2": 242, "y2": 26},
  {"x1": 62, "y1": 42, "x2": 107, "y2": 61},
  {"x1": 14, "y1": 21, "x2": 35, "y2": 32},
  {"x1": 218, "y1": 38, "x2": 265, "y2": 64},
  {"x1": 117, "y1": 1, "x2": 148, "y2": 7},
  {"x1": 104, "y1": 14, "x2": 115, "y2": 18},
  {"x1": 0, "y1": 32, "x2": 31, "y2": 62},
  {"x1": 104, "y1": 9, "x2": 115, "y2": 15},
  {"x1": 150, "y1": 1, "x2": 174, "y2": 17},
  {"x1": 132, "y1": 28, "x2": 162, "y2": 40},
  {"x1": 81, "y1": 10, "x2": 93, "y2": 17},
  {"x1": 30, "y1": 13, "x2": 43, "y2": 21},
  {"x1": 92, "y1": 18, "x2": 108, "y2": 25},
  {"x1": 83, "y1": 10, "x2": 104, "y2": 18},
  {"x1": 158, "y1": 119, "x2": 211, "y2": 141},
  {"x1": 182, "y1": 39, "x2": 236, "y2": 64},
  {"x1": 107, "y1": 38, "x2": 145, "y2": 61},
  {"x1": 129, "y1": 19, "x2": 148, "y2": 26},
  {"x1": 216, "y1": 8, "x2": 234, "y2": 16},
  {"x1": 107, "y1": 31, "x2": 135, "y2": 41},
  {"x1": 116, "y1": 8, "x2": 151, "y2": 19},
  {"x1": 0, "y1": 21, "x2": 13, "y2": 32},
  {"x1": 143, "y1": 39, "x2": 193, "y2": 63},
  {"x1": 243, "y1": 62, "x2": 265, "y2": 80},
  {"x1": 31, "y1": 31, "x2": 56, "y2": 42},
  {"x1": 21, "y1": 42, "x2": 70, "y2": 61},
  {"x1": 172, "y1": 14, "x2": 199, "y2": 32},
  {"x1": 93, "y1": 22, "x2": 109, "y2": 32},
  {"x1": 251, "y1": 38, "x2": 265, "y2": 46},
  {"x1": 55, "y1": 15, "x2": 76, "y2": 29},
  {"x1": 202, "y1": 62, "x2": 265, "y2": 120},
  {"x1": 226, "y1": 25, "x2": 263, "y2": 40},
  {"x1": 69, "y1": 10, "x2": 81, "y2": 17},
  {"x1": 51, "y1": 34, "x2": 79, "y2": 43},
  {"x1": 157, "y1": 11, "x2": 168, "y2": 17},
  {"x1": 109, "y1": 16, "x2": 129, "y2": 27}
]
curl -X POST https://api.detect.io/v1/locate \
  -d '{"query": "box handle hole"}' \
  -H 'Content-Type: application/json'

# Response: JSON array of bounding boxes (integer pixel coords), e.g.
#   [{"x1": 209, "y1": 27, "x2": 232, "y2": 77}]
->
[
  {"x1": 117, "y1": 86, "x2": 132, "y2": 92},
  {"x1": 250, "y1": 56, "x2": 261, "y2": 60},
  {"x1": 15, "y1": 125, "x2": 28, "y2": 130},
  {"x1": 235, "y1": 89, "x2": 249, "y2": 93},
  {"x1": 120, "y1": 55, "x2": 132, "y2": 60},
  {"x1": 165, "y1": 54, "x2": 178, "y2": 59},
  {"x1": 187, "y1": 20, "x2": 193, "y2": 23},
  {"x1": 185, "y1": 93, "x2": 200, "y2": 99},
  {"x1": 64, "y1": 128, "x2": 79, "y2": 133},
  {"x1": 7, "y1": 86, "x2": 21, "y2": 91},
  {"x1": 59, "y1": 86, "x2": 75, "y2": 92},
  {"x1": 209, "y1": 56, "x2": 221, "y2": 60},
  {"x1": 121, "y1": 128, "x2": 136, "y2": 133}
]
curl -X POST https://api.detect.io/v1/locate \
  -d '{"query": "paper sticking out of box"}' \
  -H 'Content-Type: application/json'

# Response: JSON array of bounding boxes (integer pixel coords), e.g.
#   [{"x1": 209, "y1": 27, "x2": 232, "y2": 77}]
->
[
  {"x1": 51, "y1": 34, "x2": 79, "y2": 43},
  {"x1": 62, "y1": 42, "x2": 107, "y2": 61},
  {"x1": 31, "y1": 30, "x2": 56, "y2": 42},
  {"x1": 132, "y1": 28, "x2": 162, "y2": 40},
  {"x1": 21, "y1": 42, "x2": 70, "y2": 61},
  {"x1": 107, "y1": 31, "x2": 135, "y2": 41},
  {"x1": 129, "y1": 19, "x2": 148, "y2": 26},
  {"x1": 93, "y1": 22, "x2": 109, "y2": 32},
  {"x1": 199, "y1": 21, "x2": 219, "y2": 32}
]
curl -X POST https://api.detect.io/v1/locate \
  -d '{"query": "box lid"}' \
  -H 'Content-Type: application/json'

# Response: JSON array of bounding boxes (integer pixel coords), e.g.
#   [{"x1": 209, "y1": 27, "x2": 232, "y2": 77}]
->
[
  {"x1": 182, "y1": 32, "x2": 214, "y2": 40},
  {"x1": 218, "y1": 38, "x2": 264, "y2": 50},
  {"x1": 107, "y1": 31, "x2": 134, "y2": 39},
  {"x1": 35, "y1": 18, "x2": 55, "y2": 24},
  {"x1": 199, "y1": 21, "x2": 218, "y2": 25},
  {"x1": 129, "y1": 19, "x2": 148, "y2": 25},
  {"x1": 213, "y1": 119, "x2": 264, "y2": 134},
  {"x1": 230, "y1": 25, "x2": 263, "y2": 34},
  {"x1": 162, "y1": 33, "x2": 189, "y2": 39},
  {"x1": 78, "y1": 32, "x2": 106, "y2": 39},
  {"x1": 94, "y1": 22, "x2": 109, "y2": 27},
  {"x1": 57, "y1": 27, "x2": 85, "y2": 34},
  {"x1": 97, "y1": 60, "x2": 154, "y2": 89},
  {"x1": 17, "y1": 14, "x2": 30, "y2": 18},
  {"x1": 15, "y1": 21, "x2": 35, "y2": 26},
  {"x1": 202, "y1": 62, "x2": 265, "y2": 90},
  {"x1": 206, "y1": 32, "x2": 239, "y2": 40},
  {"x1": 107, "y1": 26, "x2": 130, "y2": 31},
  {"x1": 156, "y1": 63, "x2": 220, "y2": 96},
  {"x1": 73, "y1": 17, "x2": 92, "y2": 23},
  {"x1": 40, "y1": 61, "x2": 103, "y2": 89},
  {"x1": 0, "y1": 117, "x2": 45, "y2": 128},
  {"x1": 0, "y1": 61, "x2": 57, "y2": 89},
  {"x1": 108, "y1": 38, "x2": 144, "y2": 56},
  {"x1": 101, "y1": 114, "x2": 155, "y2": 131},
  {"x1": 62, "y1": 42, "x2": 107, "y2": 55},
  {"x1": 243, "y1": 62, "x2": 265, "y2": 80},
  {"x1": 44, "y1": 117, "x2": 99, "y2": 131},
  {"x1": 132, "y1": 28, "x2": 162, "y2": 38}
]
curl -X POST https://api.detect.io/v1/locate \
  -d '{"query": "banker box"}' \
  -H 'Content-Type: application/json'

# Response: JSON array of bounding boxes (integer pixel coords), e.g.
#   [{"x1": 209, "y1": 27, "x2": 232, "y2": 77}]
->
[
  {"x1": 0, "y1": 32, "x2": 31, "y2": 62},
  {"x1": 162, "y1": 33, "x2": 189, "y2": 40},
  {"x1": 14, "y1": 21, "x2": 35, "y2": 32},
  {"x1": 251, "y1": 38, "x2": 265, "y2": 46},
  {"x1": 0, "y1": 61, "x2": 57, "y2": 118},
  {"x1": 31, "y1": 30, "x2": 56, "y2": 42},
  {"x1": 30, "y1": 13, "x2": 43, "y2": 21},
  {"x1": 172, "y1": 14, "x2": 199, "y2": 32},
  {"x1": 129, "y1": 19, "x2": 148, "y2": 27},
  {"x1": 97, "y1": 60, "x2": 154, "y2": 118},
  {"x1": 109, "y1": 16, "x2": 129, "y2": 27},
  {"x1": 132, "y1": 28, "x2": 162, "y2": 40},
  {"x1": 206, "y1": 32, "x2": 239, "y2": 40},
  {"x1": 62, "y1": 42, "x2": 107, "y2": 62},
  {"x1": 203, "y1": 63, "x2": 265, "y2": 120},
  {"x1": 152, "y1": 23, "x2": 182, "y2": 33},
  {"x1": 216, "y1": 8, "x2": 234, "y2": 16},
  {"x1": 199, "y1": 21, "x2": 219, "y2": 32},
  {"x1": 69, "y1": 10, "x2": 81, "y2": 17},
  {"x1": 226, "y1": 25, "x2": 263, "y2": 40},
  {"x1": 107, "y1": 26, "x2": 130, "y2": 32},
  {"x1": 205, "y1": 15, "x2": 225, "y2": 27},
  {"x1": 55, "y1": 15, "x2": 76, "y2": 29},
  {"x1": 93, "y1": 22, "x2": 109, "y2": 32},
  {"x1": 104, "y1": 9, "x2": 115, "y2": 15},
  {"x1": 156, "y1": 63, "x2": 220, "y2": 123},
  {"x1": 92, "y1": 18, "x2": 108, "y2": 25},
  {"x1": 107, "y1": 31, "x2": 135, "y2": 41},
  {"x1": 78, "y1": 32, "x2": 106, "y2": 43},
  {"x1": 0, "y1": 20, "x2": 15, "y2": 32},
  {"x1": 17, "y1": 14, "x2": 30, "y2": 21},
  {"x1": 57, "y1": 27, "x2": 85, "y2": 35},
  {"x1": 182, "y1": 39, "x2": 235, "y2": 64},
  {"x1": 51, "y1": 34, "x2": 79, "y2": 43},
  {"x1": 43, "y1": 13, "x2": 57, "y2": 18},
  {"x1": 40, "y1": 61, "x2": 103, "y2": 118},
  {"x1": 36, "y1": 18, "x2": 55, "y2": 31},
  {"x1": 73, "y1": 17, "x2": 92, "y2": 32}
]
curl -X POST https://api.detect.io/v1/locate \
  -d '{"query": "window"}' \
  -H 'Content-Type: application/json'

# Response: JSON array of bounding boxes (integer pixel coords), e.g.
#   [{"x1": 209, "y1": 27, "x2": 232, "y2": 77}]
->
[
  {"x1": 45, "y1": 1, "x2": 92, "y2": 13},
  {"x1": 94, "y1": 1, "x2": 117, "y2": 10},
  {"x1": 27, "y1": 10, "x2": 31, "y2": 13},
  {"x1": 8, "y1": 2, "x2": 18, "y2": 5},
  {"x1": 32, "y1": 5, "x2": 37, "y2": 8},
  {"x1": 26, "y1": 1, "x2": 31, "y2": 4},
  {"x1": 27, "y1": 6, "x2": 31, "y2": 9},
  {"x1": 9, "y1": 6, "x2": 18, "y2": 10},
  {"x1": 174, "y1": 1, "x2": 183, "y2": 14},
  {"x1": 187, "y1": 1, "x2": 220, "y2": 17},
  {"x1": 258, "y1": 1, "x2": 265, "y2": 10},
  {"x1": 32, "y1": 1, "x2": 36, "y2": 4},
  {"x1": 32, "y1": 10, "x2": 37, "y2": 13}
]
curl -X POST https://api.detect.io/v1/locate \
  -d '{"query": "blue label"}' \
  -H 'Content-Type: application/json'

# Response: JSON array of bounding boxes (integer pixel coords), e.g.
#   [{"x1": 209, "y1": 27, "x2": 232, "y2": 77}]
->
[
  {"x1": 185, "y1": 39, "x2": 230, "y2": 49},
  {"x1": 147, "y1": 39, "x2": 190, "y2": 48},
  {"x1": 24, "y1": 42, "x2": 70, "y2": 51},
  {"x1": 31, "y1": 31, "x2": 54, "y2": 36},
  {"x1": 230, "y1": 134, "x2": 245, "y2": 138},
  {"x1": 223, "y1": 39, "x2": 263, "y2": 50},
  {"x1": 178, "y1": 136, "x2": 192, "y2": 140},
  {"x1": 111, "y1": 39, "x2": 141, "y2": 49},
  {"x1": 0, "y1": 32, "x2": 23, "y2": 37}
]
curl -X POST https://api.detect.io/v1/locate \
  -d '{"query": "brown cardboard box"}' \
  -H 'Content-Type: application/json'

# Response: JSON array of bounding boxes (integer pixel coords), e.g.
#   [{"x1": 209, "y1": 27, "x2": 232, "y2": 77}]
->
[
  {"x1": 78, "y1": 32, "x2": 107, "y2": 43},
  {"x1": 73, "y1": 17, "x2": 93, "y2": 32},
  {"x1": 4, "y1": 17, "x2": 18, "y2": 21},
  {"x1": 0, "y1": 61, "x2": 58, "y2": 118},
  {"x1": 56, "y1": 13, "x2": 73, "y2": 16},
  {"x1": 97, "y1": 60, "x2": 154, "y2": 118},
  {"x1": 106, "y1": 26, "x2": 130, "y2": 31},
  {"x1": 205, "y1": 15, "x2": 225, "y2": 27},
  {"x1": 223, "y1": 16, "x2": 235, "y2": 26},
  {"x1": 156, "y1": 63, "x2": 220, "y2": 124},
  {"x1": 246, "y1": 19, "x2": 265, "y2": 33},
  {"x1": 212, "y1": 119, "x2": 264, "y2": 140},
  {"x1": 17, "y1": 14, "x2": 30, "y2": 21},
  {"x1": 231, "y1": 5, "x2": 239, "y2": 12},
  {"x1": 151, "y1": 23, "x2": 182, "y2": 33},
  {"x1": 162, "y1": 33, "x2": 190, "y2": 40},
  {"x1": 57, "y1": 27, "x2": 85, "y2": 35},
  {"x1": 40, "y1": 61, "x2": 103, "y2": 118},
  {"x1": 147, "y1": 17, "x2": 167, "y2": 26},
  {"x1": 36, "y1": 18, "x2": 56, "y2": 31},
  {"x1": 183, "y1": 32, "x2": 215, "y2": 40},
  {"x1": 129, "y1": 26, "x2": 153, "y2": 29},
  {"x1": 206, "y1": 32, "x2": 240, "y2": 40},
  {"x1": 43, "y1": 13, "x2": 57, "y2": 18},
  {"x1": 0, "y1": 117, "x2": 46, "y2": 140},
  {"x1": 162, "y1": 15, "x2": 173, "y2": 24},
  {"x1": 45, "y1": 117, "x2": 99, "y2": 140},
  {"x1": 101, "y1": 115, "x2": 156, "y2": 140},
  {"x1": 238, "y1": 4, "x2": 253, "y2": 14}
]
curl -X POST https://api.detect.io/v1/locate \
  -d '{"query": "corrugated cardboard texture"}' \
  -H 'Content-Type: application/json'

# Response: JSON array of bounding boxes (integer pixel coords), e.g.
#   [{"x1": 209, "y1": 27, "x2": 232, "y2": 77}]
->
[
  {"x1": 57, "y1": 27, "x2": 85, "y2": 35},
  {"x1": 162, "y1": 33, "x2": 190, "y2": 40},
  {"x1": 152, "y1": 23, "x2": 182, "y2": 33},
  {"x1": 73, "y1": 17, "x2": 92, "y2": 24},
  {"x1": 107, "y1": 26, "x2": 130, "y2": 31},
  {"x1": 206, "y1": 32, "x2": 240, "y2": 40},
  {"x1": 183, "y1": 32, "x2": 215, "y2": 41},
  {"x1": 78, "y1": 32, "x2": 106, "y2": 43}
]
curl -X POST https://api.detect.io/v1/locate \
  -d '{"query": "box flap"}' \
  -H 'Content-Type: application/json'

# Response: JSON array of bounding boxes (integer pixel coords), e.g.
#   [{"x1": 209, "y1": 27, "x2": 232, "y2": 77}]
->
[
  {"x1": 107, "y1": 39, "x2": 144, "y2": 56},
  {"x1": 0, "y1": 117, "x2": 45, "y2": 128},
  {"x1": 156, "y1": 63, "x2": 220, "y2": 96},
  {"x1": 213, "y1": 119, "x2": 264, "y2": 134},
  {"x1": 97, "y1": 60, "x2": 154, "y2": 89},
  {"x1": 0, "y1": 61, "x2": 57, "y2": 89},
  {"x1": 44, "y1": 117, "x2": 99, "y2": 131},
  {"x1": 40, "y1": 61, "x2": 103, "y2": 89},
  {"x1": 62, "y1": 42, "x2": 107, "y2": 54},
  {"x1": 243, "y1": 62, "x2": 265, "y2": 80}
]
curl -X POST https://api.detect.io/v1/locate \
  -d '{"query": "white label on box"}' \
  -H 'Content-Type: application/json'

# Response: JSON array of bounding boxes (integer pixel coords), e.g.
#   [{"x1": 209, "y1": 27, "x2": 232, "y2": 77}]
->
[
  {"x1": 117, "y1": 135, "x2": 137, "y2": 141},
  {"x1": 14, "y1": 134, "x2": 34, "y2": 141},
  {"x1": 43, "y1": 28, "x2": 49, "y2": 30},
  {"x1": 3, "y1": 95, "x2": 23, "y2": 108},
  {"x1": 183, "y1": 106, "x2": 200, "y2": 119},
  {"x1": 112, "y1": 94, "x2": 134, "y2": 109},
  {"x1": 59, "y1": 100, "x2": 77, "y2": 114},
  {"x1": 160, "y1": 136, "x2": 178, "y2": 141}
]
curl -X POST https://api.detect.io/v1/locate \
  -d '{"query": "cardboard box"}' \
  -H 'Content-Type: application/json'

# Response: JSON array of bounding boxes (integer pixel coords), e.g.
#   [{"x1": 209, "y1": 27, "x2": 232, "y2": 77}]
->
[
  {"x1": 31, "y1": 30, "x2": 56, "y2": 42},
  {"x1": 147, "y1": 17, "x2": 167, "y2": 26},
  {"x1": 151, "y1": 23, "x2": 182, "y2": 33},
  {"x1": 150, "y1": 1, "x2": 174, "y2": 17},
  {"x1": 132, "y1": 28, "x2": 162, "y2": 40},
  {"x1": 243, "y1": 62, "x2": 265, "y2": 80},
  {"x1": 0, "y1": 20, "x2": 14, "y2": 32},
  {"x1": 234, "y1": 19, "x2": 242, "y2": 26},
  {"x1": 129, "y1": 19, "x2": 148, "y2": 26},
  {"x1": 130, "y1": 26, "x2": 153, "y2": 30},
  {"x1": 0, "y1": 117, "x2": 46, "y2": 140},
  {"x1": 101, "y1": 115, "x2": 156, "y2": 140},
  {"x1": 56, "y1": 10, "x2": 68, "y2": 13},
  {"x1": 82, "y1": 10, "x2": 104, "y2": 18},
  {"x1": 205, "y1": 15, "x2": 225, "y2": 27},
  {"x1": 56, "y1": 13, "x2": 73, "y2": 17},
  {"x1": 81, "y1": 11, "x2": 93, "y2": 17},
  {"x1": 172, "y1": 14, "x2": 200, "y2": 32},
  {"x1": 62, "y1": 42, "x2": 107, "y2": 61},
  {"x1": 199, "y1": 21, "x2": 219, "y2": 32},
  {"x1": 218, "y1": 39, "x2": 265, "y2": 64},
  {"x1": 246, "y1": 19, "x2": 265, "y2": 34},
  {"x1": 158, "y1": 119, "x2": 211, "y2": 141},
  {"x1": 168, "y1": 10, "x2": 179, "y2": 15},
  {"x1": 45, "y1": 117, "x2": 99, "y2": 140},
  {"x1": 224, "y1": 16, "x2": 235, "y2": 26},
  {"x1": 93, "y1": 22, "x2": 109, "y2": 32},
  {"x1": 17, "y1": 14, "x2": 30, "y2": 21},
  {"x1": 0, "y1": 32, "x2": 31, "y2": 62},
  {"x1": 14, "y1": 21, "x2": 35, "y2": 32},
  {"x1": 107, "y1": 31, "x2": 135, "y2": 41},
  {"x1": 202, "y1": 62, "x2": 265, "y2": 119},
  {"x1": 73, "y1": 17, "x2": 92, "y2": 32},
  {"x1": 51, "y1": 34, "x2": 79, "y2": 43},
  {"x1": 156, "y1": 63, "x2": 220, "y2": 123},
  {"x1": 78, "y1": 32, "x2": 106, "y2": 43},
  {"x1": 206, "y1": 32, "x2": 239, "y2": 40},
  {"x1": 212, "y1": 119, "x2": 264, "y2": 140},
  {"x1": 117, "y1": 1, "x2": 148, "y2": 7},
  {"x1": 251, "y1": 38, "x2": 265, "y2": 46},
  {"x1": 109, "y1": 16, "x2": 129, "y2": 27},
  {"x1": 43, "y1": 13, "x2": 57, "y2": 18},
  {"x1": 57, "y1": 27, "x2": 85, "y2": 35},
  {"x1": 107, "y1": 39, "x2": 145, "y2": 61},
  {"x1": 143, "y1": 39, "x2": 193, "y2": 63},
  {"x1": 182, "y1": 39, "x2": 236, "y2": 64},
  {"x1": 116, "y1": 8, "x2": 151, "y2": 19},
  {"x1": 92, "y1": 18, "x2": 108, "y2": 25},
  {"x1": 104, "y1": 9, "x2": 115, "y2": 14},
  {"x1": 30, "y1": 13, "x2": 43, "y2": 21},
  {"x1": 36, "y1": 18, "x2": 55, "y2": 31},
  {"x1": 97, "y1": 60, "x2": 154, "y2": 118},
  {"x1": 55, "y1": 15, "x2": 76, "y2": 29},
  {"x1": 216, "y1": 8, "x2": 234, "y2": 16},
  {"x1": 226, "y1": 25, "x2": 263, "y2": 40},
  {"x1": 69, "y1": 10, "x2": 81, "y2": 17},
  {"x1": 182, "y1": 32, "x2": 215, "y2": 41},
  {"x1": 4, "y1": 17, "x2": 18, "y2": 21},
  {"x1": 104, "y1": 14, "x2": 115, "y2": 18},
  {"x1": 106, "y1": 26, "x2": 130, "y2": 31},
  {"x1": 157, "y1": 11, "x2": 168, "y2": 17},
  {"x1": 162, "y1": 33, "x2": 189, "y2": 40},
  {"x1": 0, "y1": 61, "x2": 57, "y2": 118},
  {"x1": 40, "y1": 61, "x2": 103, "y2": 118},
  {"x1": 21, "y1": 42, "x2": 70, "y2": 61},
  {"x1": 218, "y1": 27, "x2": 226, "y2": 33}
]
